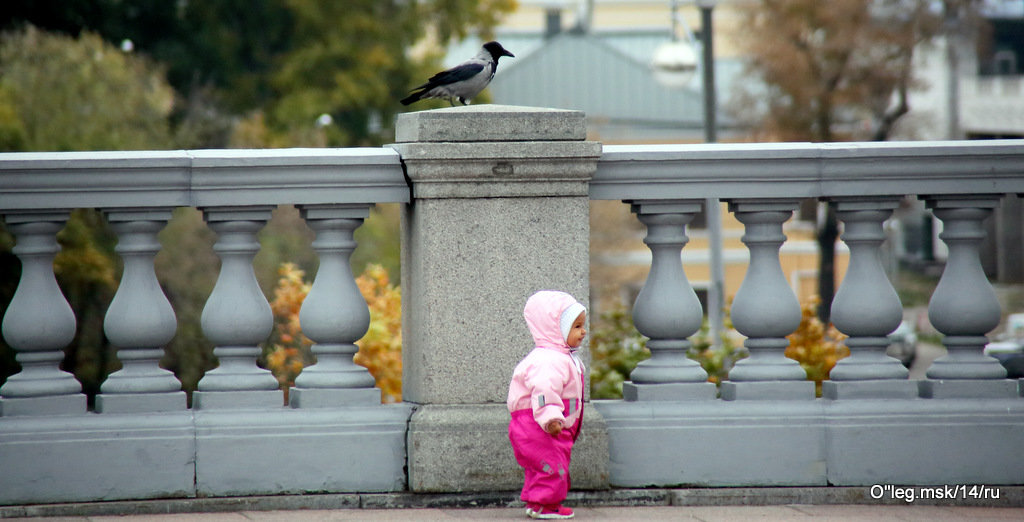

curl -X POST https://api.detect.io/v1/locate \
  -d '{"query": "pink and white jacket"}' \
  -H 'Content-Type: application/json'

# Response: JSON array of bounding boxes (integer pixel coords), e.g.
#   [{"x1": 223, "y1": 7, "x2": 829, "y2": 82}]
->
[{"x1": 507, "y1": 291, "x2": 586, "y2": 431}]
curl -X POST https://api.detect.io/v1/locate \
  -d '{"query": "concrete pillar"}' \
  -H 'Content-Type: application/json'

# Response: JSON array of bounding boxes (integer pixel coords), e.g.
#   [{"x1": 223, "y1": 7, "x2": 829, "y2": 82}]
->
[
  {"x1": 96, "y1": 210, "x2": 186, "y2": 413},
  {"x1": 289, "y1": 204, "x2": 381, "y2": 407},
  {"x1": 392, "y1": 105, "x2": 607, "y2": 492},
  {"x1": 623, "y1": 200, "x2": 715, "y2": 401},
  {"x1": 193, "y1": 207, "x2": 281, "y2": 409},
  {"x1": 824, "y1": 198, "x2": 916, "y2": 400},
  {"x1": 921, "y1": 196, "x2": 1018, "y2": 398},
  {"x1": 0, "y1": 213, "x2": 86, "y2": 416},
  {"x1": 721, "y1": 200, "x2": 814, "y2": 400}
]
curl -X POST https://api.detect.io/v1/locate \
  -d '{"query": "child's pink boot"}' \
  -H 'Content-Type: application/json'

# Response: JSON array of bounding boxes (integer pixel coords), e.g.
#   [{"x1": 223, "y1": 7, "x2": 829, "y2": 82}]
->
[{"x1": 531, "y1": 504, "x2": 574, "y2": 519}]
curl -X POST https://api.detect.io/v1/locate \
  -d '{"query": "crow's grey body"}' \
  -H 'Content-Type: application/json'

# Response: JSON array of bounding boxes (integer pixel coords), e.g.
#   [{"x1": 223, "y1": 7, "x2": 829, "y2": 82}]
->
[{"x1": 401, "y1": 42, "x2": 514, "y2": 106}]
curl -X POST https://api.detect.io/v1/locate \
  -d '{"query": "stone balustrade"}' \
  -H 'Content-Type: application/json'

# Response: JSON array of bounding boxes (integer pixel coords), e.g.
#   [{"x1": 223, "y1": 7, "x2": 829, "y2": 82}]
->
[{"x1": 0, "y1": 107, "x2": 1022, "y2": 506}]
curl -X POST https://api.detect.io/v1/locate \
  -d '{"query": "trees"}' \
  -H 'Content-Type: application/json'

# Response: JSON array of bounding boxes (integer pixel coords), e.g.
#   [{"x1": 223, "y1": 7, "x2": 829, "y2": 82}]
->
[
  {"x1": 733, "y1": 0, "x2": 980, "y2": 320},
  {"x1": 0, "y1": 26, "x2": 175, "y2": 151},
  {"x1": 0, "y1": 3, "x2": 508, "y2": 399},
  {"x1": 2, "y1": 0, "x2": 515, "y2": 147}
]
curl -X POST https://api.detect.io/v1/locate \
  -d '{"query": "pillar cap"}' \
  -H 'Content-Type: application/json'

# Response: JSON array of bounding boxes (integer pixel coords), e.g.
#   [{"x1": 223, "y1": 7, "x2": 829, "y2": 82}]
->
[{"x1": 395, "y1": 105, "x2": 586, "y2": 143}]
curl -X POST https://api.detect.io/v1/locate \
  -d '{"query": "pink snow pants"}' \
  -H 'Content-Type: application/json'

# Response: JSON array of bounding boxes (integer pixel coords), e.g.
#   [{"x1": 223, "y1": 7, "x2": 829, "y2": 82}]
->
[{"x1": 508, "y1": 400, "x2": 582, "y2": 506}]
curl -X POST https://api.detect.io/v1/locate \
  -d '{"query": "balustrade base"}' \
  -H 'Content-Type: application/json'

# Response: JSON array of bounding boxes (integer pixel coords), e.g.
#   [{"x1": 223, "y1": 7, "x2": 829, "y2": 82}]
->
[
  {"x1": 822, "y1": 380, "x2": 920, "y2": 400},
  {"x1": 95, "y1": 392, "x2": 187, "y2": 414},
  {"x1": 289, "y1": 387, "x2": 381, "y2": 408},
  {"x1": 0, "y1": 394, "x2": 86, "y2": 417},
  {"x1": 192, "y1": 390, "x2": 283, "y2": 410},
  {"x1": 406, "y1": 404, "x2": 608, "y2": 493},
  {"x1": 195, "y1": 405, "x2": 412, "y2": 497},
  {"x1": 596, "y1": 397, "x2": 1024, "y2": 487},
  {"x1": 918, "y1": 379, "x2": 1021, "y2": 399},
  {"x1": 0, "y1": 411, "x2": 195, "y2": 505},
  {"x1": 622, "y1": 382, "x2": 717, "y2": 401},
  {"x1": 720, "y1": 381, "x2": 815, "y2": 401}
]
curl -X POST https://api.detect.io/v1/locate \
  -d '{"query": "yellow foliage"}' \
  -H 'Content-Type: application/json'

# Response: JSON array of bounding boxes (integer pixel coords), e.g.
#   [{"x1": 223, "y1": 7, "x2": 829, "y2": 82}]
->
[
  {"x1": 262, "y1": 262, "x2": 402, "y2": 404},
  {"x1": 263, "y1": 263, "x2": 314, "y2": 396},
  {"x1": 786, "y1": 296, "x2": 849, "y2": 394},
  {"x1": 353, "y1": 264, "x2": 403, "y2": 403}
]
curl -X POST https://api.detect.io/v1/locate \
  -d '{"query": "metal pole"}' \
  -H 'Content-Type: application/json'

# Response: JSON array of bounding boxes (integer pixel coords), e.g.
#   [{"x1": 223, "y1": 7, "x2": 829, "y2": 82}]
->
[
  {"x1": 699, "y1": 2, "x2": 725, "y2": 349},
  {"x1": 700, "y1": 3, "x2": 717, "y2": 143}
]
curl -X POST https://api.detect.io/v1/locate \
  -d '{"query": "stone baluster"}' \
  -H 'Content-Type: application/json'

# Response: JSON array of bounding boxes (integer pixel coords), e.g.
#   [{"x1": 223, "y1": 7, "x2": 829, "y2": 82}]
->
[
  {"x1": 0, "y1": 213, "x2": 86, "y2": 416},
  {"x1": 624, "y1": 200, "x2": 716, "y2": 401},
  {"x1": 721, "y1": 200, "x2": 814, "y2": 400},
  {"x1": 289, "y1": 204, "x2": 380, "y2": 407},
  {"x1": 95, "y1": 210, "x2": 185, "y2": 413},
  {"x1": 193, "y1": 208, "x2": 281, "y2": 409},
  {"x1": 824, "y1": 198, "x2": 916, "y2": 399},
  {"x1": 921, "y1": 196, "x2": 1016, "y2": 398}
]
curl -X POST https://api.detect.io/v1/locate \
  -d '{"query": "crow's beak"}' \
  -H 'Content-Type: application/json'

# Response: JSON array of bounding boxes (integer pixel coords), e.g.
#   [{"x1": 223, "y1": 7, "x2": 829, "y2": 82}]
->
[{"x1": 503, "y1": 49, "x2": 515, "y2": 58}]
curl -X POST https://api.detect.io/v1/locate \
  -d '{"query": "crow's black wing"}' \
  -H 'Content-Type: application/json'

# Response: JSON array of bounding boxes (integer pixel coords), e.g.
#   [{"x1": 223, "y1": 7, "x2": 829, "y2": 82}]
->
[{"x1": 416, "y1": 61, "x2": 485, "y2": 89}]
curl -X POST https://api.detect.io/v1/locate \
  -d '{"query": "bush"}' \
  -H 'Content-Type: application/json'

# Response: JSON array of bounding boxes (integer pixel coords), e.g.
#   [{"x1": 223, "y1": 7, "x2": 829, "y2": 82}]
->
[
  {"x1": 785, "y1": 296, "x2": 849, "y2": 395},
  {"x1": 588, "y1": 303, "x2": 745, "y2": 399},
  {"x1": 261, "y1": 262, "x2": 402, "y2": 403},
  {"x1": 589, "y1": 297, "x2": 851, "y2": 398}
]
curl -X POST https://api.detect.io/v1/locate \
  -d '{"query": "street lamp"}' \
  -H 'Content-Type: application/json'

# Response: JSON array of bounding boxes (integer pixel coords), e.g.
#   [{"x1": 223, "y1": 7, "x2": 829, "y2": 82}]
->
[{"x1": 652, "y1": 0, "x2": 725, "y2": 349}]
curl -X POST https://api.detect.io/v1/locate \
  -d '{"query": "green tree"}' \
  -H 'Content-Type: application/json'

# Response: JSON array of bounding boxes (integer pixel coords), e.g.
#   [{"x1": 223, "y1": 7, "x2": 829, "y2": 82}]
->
[
  {"x1": 3, "y1": 0, "x2": 517, "y2": 147},
  {"x1": 0, "y1": 26, "x2": 175, "y2": 151}
]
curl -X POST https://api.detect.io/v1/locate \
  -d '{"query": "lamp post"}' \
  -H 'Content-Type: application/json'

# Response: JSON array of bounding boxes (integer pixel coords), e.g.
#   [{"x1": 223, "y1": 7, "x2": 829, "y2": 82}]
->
[
  {"x1": 652, "y1": 0, "x2": 724, "y2": 349},
  {"x1": 698, "y1": 1, "x2": 724, "y2": 351}
]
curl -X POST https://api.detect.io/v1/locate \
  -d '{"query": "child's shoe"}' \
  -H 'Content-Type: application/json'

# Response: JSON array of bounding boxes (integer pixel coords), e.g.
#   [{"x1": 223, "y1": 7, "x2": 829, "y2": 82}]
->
[
  {"x1": 531, "y1": 504, "x2": 574, "y2": 519},
  {"x1": 525, "y1": 503, "x2": 542, "y2": 517}
]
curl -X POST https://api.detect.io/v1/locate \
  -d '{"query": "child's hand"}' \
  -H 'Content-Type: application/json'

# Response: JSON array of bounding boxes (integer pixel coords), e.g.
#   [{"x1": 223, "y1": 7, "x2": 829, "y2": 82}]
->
[{"x1": 544, "y1": 419, "x2": 563, "y2": 436}]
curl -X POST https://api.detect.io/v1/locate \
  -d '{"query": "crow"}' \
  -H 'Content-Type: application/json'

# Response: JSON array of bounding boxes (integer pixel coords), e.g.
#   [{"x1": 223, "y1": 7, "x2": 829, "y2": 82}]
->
[{"x1": 401, "y1": 41, "x2": 514, "y2": 106}]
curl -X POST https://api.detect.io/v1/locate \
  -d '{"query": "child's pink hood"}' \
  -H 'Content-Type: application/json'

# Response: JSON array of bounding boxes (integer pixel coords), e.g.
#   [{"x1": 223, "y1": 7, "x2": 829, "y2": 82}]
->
[
  {"x1": 523, "y1": 290, "x2": 585, "y2": 350},
  {"x1": 508, "y1": 291, "x2": 586, "y2": 429}
]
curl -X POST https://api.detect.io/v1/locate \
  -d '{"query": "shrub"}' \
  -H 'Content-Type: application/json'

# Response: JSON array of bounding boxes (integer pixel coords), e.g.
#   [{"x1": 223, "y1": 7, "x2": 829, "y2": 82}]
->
[
  {"x1": 785, "y1": 296, "x2": 849, "y2": 395},
  {"x1": 588, "y1": 303, "x2": 745, "y2": 399},
  {"x1": 262, "y1": 262, "x2": 401, "y2": 403}
]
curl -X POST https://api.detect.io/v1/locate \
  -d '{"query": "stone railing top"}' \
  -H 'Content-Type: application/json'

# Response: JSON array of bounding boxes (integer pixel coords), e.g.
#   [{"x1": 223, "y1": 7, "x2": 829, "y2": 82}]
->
[
  {"x1": 392, "y1": 106, "x2": 600, "y2": 199},
  {"x1": 591, "y1": 139, "x2": 1024, "y2": 201},
  {"x1": 0, "y1": 148, "x2": 409, "y2": 212},
  {"x1": 394, "y1": 105, "x2": 587, "y2": 143}
]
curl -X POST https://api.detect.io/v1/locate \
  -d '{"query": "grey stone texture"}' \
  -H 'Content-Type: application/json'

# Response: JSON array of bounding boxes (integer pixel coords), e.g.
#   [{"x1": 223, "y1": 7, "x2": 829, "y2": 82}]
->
[
  {"x1": 401, "y1": 196, "x2": 591, "y2": 404},
  {"x1": 406, "y1": 404, "x2": 608, "y2": 492},
  {"x1": 393, "y1": 105, "x2": 607, "y2": 493},
  {"x1": 394, "y1": 104, "x2": 587, "y2": 143}
]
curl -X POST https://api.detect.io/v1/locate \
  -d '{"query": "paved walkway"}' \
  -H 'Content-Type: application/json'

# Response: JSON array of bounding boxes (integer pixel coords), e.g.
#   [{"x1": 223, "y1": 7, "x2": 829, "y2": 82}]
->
[
  {"x1": 4, "y1": 488, "x2": 1022, "y2": 521},
  {"x1": 4, "y1": 504, "x2": 1024, "y2": 521}
]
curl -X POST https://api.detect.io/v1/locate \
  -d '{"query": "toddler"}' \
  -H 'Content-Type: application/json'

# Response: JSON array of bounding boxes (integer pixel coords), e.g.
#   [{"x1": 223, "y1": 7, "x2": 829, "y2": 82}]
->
[{"x1": 507, "y1": 290, "x2": 587, "y2": 520}]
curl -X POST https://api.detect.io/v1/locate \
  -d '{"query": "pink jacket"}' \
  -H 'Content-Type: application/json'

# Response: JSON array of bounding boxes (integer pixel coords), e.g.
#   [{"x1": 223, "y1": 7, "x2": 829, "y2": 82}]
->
[{"x1": 507, "y1": 291, "x2": 586, "y2": 430}]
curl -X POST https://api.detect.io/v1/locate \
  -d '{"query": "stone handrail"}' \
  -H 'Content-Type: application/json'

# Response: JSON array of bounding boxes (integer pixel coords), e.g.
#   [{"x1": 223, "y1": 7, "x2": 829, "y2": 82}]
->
[{"x1": 0, "y1": 107, "x2": 1022, "y2": 506}]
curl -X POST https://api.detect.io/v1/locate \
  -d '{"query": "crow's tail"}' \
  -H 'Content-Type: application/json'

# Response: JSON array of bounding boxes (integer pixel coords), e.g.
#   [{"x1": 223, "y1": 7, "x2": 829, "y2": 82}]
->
[{"x1": 400, "y1": 90, "x2": 424, "y2": 106}]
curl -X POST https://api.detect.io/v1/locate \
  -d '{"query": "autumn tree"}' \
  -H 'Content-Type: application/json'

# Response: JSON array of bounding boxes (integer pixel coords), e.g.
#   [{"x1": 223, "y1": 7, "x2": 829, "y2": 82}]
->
[
  {"x1": 734, "y1": 0, "x2": 981, "y2": 321},
  {"x1": 262, "y1": 263, "x2": 402, "y2": 403}
]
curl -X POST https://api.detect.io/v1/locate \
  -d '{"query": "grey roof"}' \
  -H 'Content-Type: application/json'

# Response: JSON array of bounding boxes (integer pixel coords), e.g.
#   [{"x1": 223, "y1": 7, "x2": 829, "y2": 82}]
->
[{"x1": 450, "y1": 31, "x2": 739, "y2": 132}]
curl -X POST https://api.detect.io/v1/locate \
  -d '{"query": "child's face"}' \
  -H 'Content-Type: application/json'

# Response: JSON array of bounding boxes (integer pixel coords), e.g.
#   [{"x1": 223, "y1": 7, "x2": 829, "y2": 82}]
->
[{"x1": 566, "y1": 311, "x2": 586, "y2": 348}]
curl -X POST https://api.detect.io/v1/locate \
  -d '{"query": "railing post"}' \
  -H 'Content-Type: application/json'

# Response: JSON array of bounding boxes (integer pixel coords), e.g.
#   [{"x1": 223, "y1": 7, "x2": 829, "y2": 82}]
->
[
  {"x1": 193, "y1": 207, "x2": 281, "y2": 409},
  {"x1": 824, "y1": 198, "x2": 916, "y2": 399},
  {"x1": 393, "y1": 105, "x2": 606, "y2": 493},
  {"x1": 0, "y1": 213, "x2": 86, "y2": 416},
  {"x1": 96, "y1": 210, "x2": 186, "y2": 413},
  {"x1": 289, "y1": 204, "x2": 380, "y2": 407},
  {"x1": 721, "y1": 200, "x2": 814, "y2": 400},
  {"x1": 623, "y1": 200, "x2": 715, "y2": 400},
  {"x1": 920, "y1": 195, "x2": 1017, "y2": 398}
]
